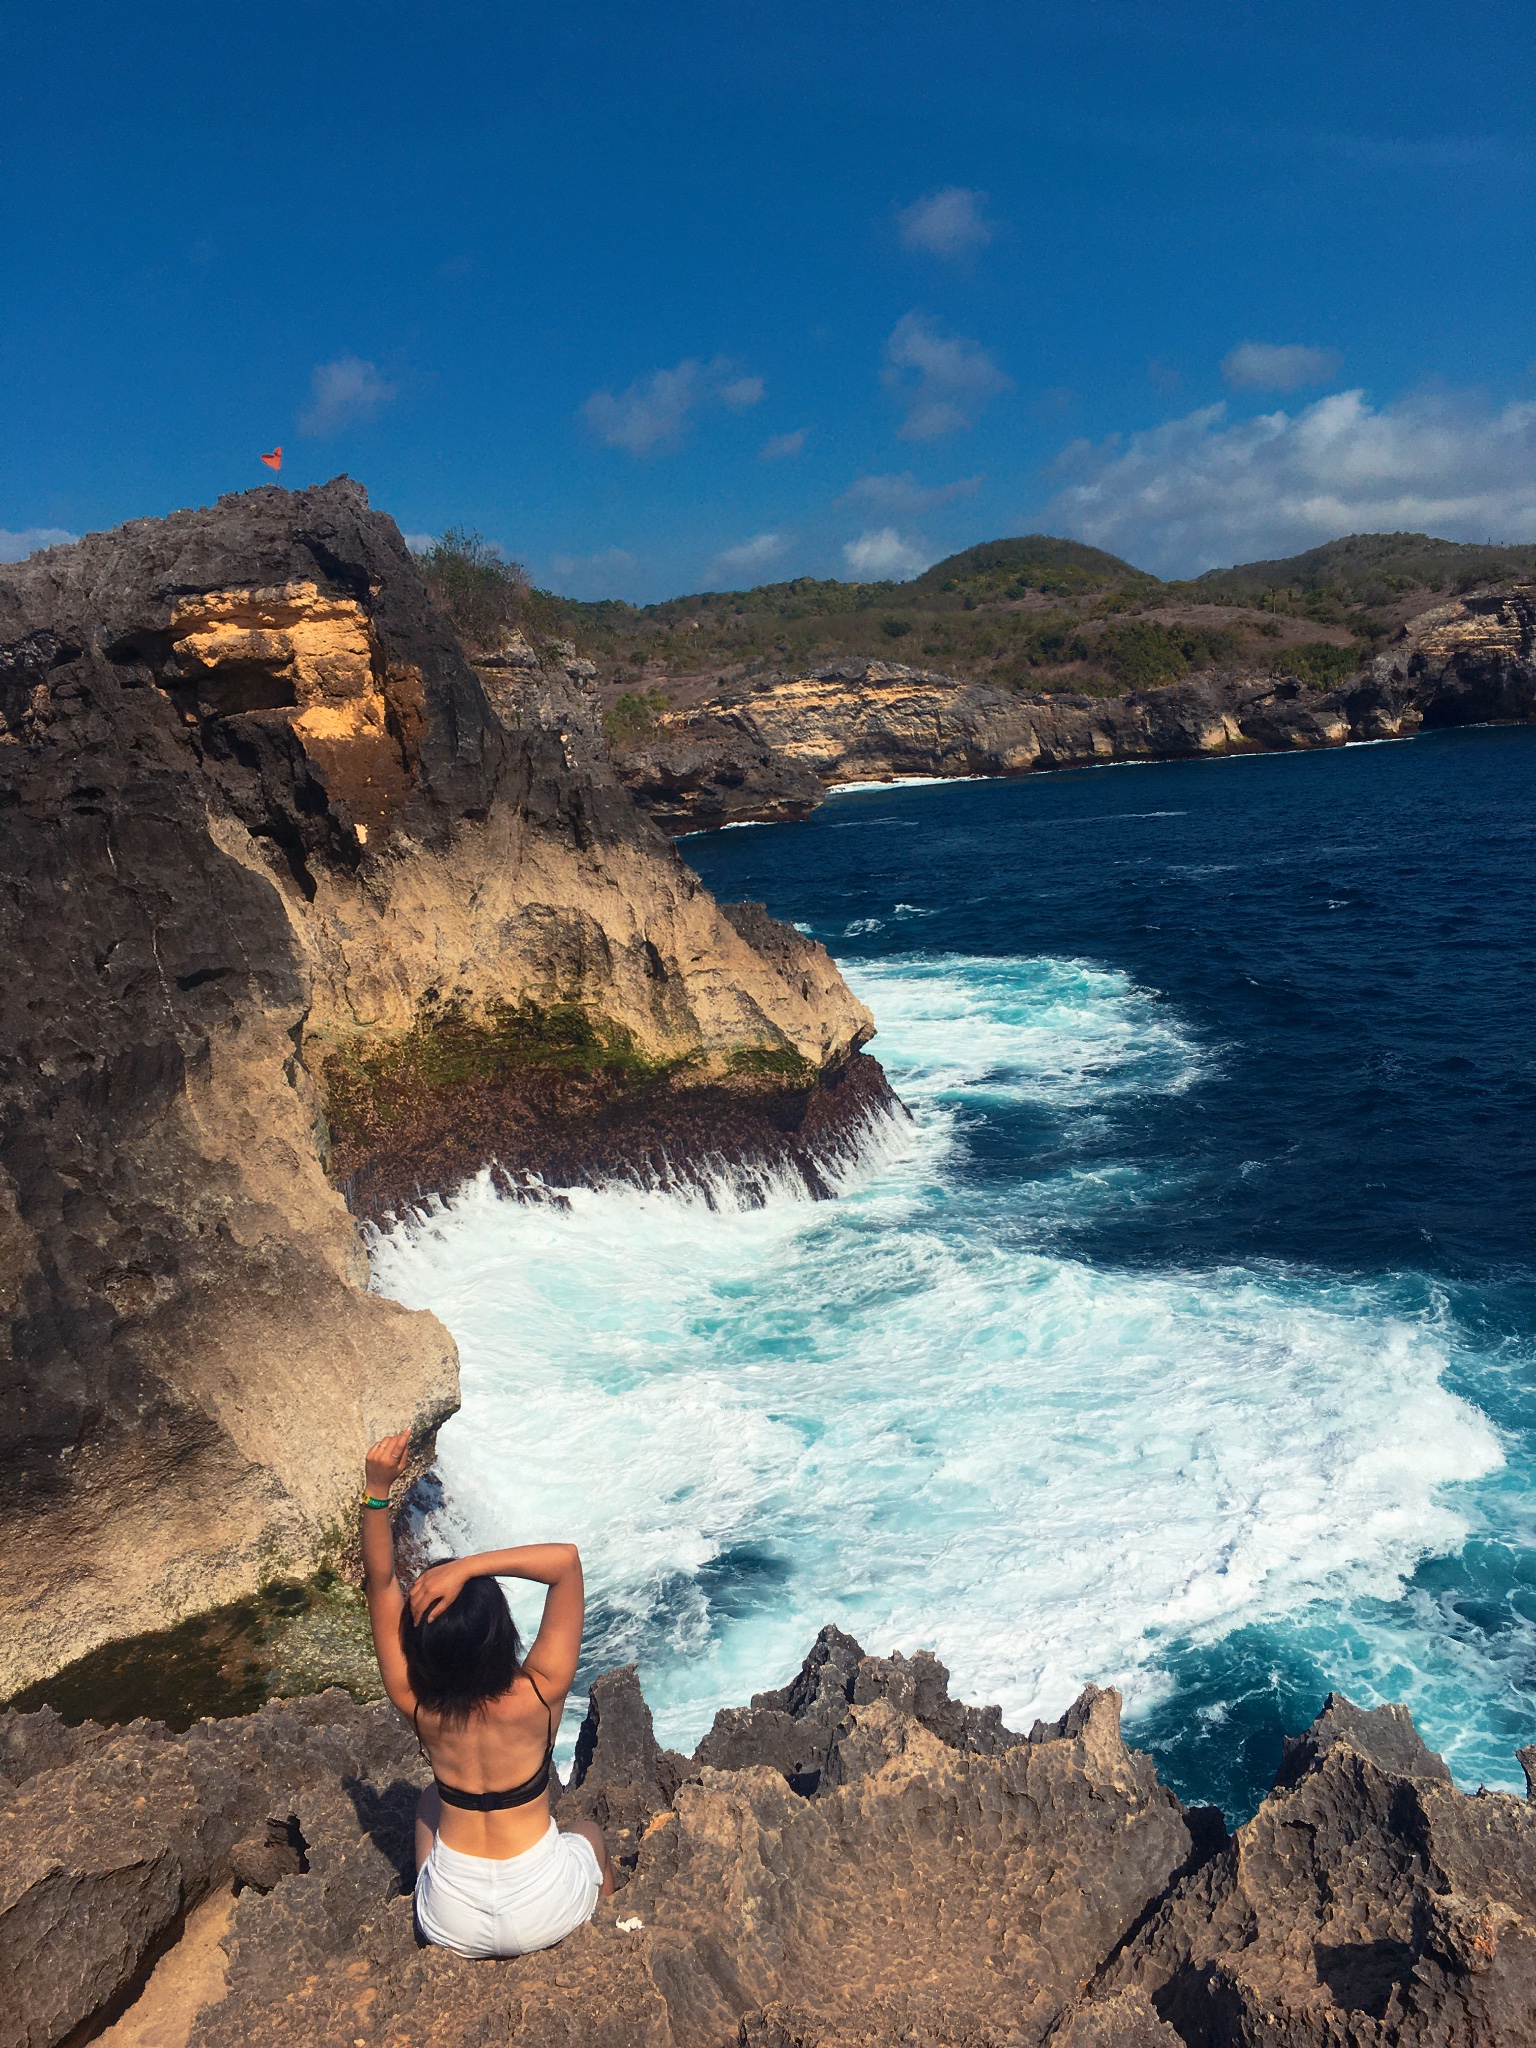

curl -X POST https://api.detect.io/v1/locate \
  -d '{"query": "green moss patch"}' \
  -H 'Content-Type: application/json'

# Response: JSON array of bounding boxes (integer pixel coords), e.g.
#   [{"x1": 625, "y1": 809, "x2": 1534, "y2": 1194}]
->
[
  {"x1": 724, "y1": 1045, "x2": 818, "y2": 1084},
  {"x1": 3, "y1": 1571, "x2": 383, "y2": 1732},
  {"x1": 318, "y1": 998, "x2": 677, "y2": 1152}
]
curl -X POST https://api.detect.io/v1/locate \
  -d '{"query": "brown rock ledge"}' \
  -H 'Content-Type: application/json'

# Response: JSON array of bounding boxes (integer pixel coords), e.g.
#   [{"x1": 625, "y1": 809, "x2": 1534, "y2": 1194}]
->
[
  {"x1": 339, "y1": 1049, "x2": 900, "y2": 1223},
  {"x1": 4, "y1": 1627, "x2": 1534, "y2": 2048}
]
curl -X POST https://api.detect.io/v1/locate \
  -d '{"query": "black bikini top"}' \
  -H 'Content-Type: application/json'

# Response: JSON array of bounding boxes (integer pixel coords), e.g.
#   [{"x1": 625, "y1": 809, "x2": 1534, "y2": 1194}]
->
[{"x1": 415, "y1": 1669, "x2": 557, "y2": 1811}]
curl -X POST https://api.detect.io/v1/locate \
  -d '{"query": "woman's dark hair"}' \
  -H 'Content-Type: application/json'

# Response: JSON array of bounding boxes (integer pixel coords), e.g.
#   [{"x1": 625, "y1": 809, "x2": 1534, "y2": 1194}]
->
[{"x1": 400, "y1": 1572, "x2": 520, "y2": 1726}]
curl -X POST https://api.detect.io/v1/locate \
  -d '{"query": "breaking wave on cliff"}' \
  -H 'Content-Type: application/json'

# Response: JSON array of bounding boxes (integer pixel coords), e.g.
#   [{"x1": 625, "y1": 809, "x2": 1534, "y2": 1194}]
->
[{"x1": 370, "y1": 949, "x2": 1509, "y2": 1802}]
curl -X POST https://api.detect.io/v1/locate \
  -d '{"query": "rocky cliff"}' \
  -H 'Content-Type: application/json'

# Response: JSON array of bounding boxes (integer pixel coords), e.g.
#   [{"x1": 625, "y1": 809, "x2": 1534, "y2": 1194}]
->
[
  {"x1": 613, "y1": 585, "x2": 1536, "y2": 830},
  {"x1": 0, "y1": 481, "x2": 882, "y2": 1697},
  {"x1": 4, "y1": 1629, "x2": 1534, "y2": 2047}
]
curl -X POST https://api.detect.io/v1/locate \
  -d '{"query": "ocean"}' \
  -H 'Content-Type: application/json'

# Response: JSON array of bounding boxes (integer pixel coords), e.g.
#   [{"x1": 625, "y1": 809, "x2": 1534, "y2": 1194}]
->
[{"x1": 369, "y1": 725, "x2": 1536, "y2": 1821}]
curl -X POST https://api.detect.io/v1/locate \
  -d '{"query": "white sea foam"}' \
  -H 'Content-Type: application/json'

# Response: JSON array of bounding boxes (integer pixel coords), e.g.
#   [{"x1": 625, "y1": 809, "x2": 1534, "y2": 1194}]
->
[
  {"x1": 825, "y1": 774, "x2": 989, "y2": 795},
  {"x1": 369, "y1": 952, "x2": 1504, "y2": 1768},
  {"x1": 845, "y1": 952, "x2": 1204, "y2": 1105}
]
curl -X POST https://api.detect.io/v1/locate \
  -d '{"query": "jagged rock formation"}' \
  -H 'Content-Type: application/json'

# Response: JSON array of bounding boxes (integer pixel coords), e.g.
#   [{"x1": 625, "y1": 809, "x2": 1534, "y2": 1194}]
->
[
  {"x1": 0, "y1": 482, "x2": 881, "y2": 1697},
  {"x1": 1104, "y1": 1693, "x2": 1536, "y2": 2044},
  {"x1": 4, "y1": 1628, "x2": 1533, "y2": 2047},
  {"x1": 613, "y1": 586, "x2": 1536, "y2": 830}
]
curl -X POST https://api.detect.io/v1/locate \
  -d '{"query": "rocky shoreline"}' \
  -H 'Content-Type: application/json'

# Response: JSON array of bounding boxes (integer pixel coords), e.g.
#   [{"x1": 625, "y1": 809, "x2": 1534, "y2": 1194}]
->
[
  {"x1": 8, "y1": 490, "x2": 1536, "y2": 2043},
  {"x1": 610, "y1": 585, "x2": 1536, "y2": 831},
  {"x1": 5, "y1": 1626, "x2": 1534, "y2": 2047}
]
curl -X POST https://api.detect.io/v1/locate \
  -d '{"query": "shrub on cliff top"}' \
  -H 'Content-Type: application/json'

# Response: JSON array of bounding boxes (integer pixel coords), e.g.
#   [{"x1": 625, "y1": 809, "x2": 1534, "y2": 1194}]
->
[
  {"x1": 1095, "y1": 619, "x2": 1244, "y2": 689},
  {"x1": 415, "y1": 527, "x2": 566, "y2": 652},
  {"x1": 1271, "y1": 640, "x2": 1365, "y2": 689}
]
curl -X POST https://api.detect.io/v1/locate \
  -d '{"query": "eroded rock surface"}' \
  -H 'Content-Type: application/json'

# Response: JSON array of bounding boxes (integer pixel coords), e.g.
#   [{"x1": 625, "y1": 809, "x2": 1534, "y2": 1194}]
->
[
  {"x1": 5, "y1": 1631, "x2": 1532, "y2": 2047},
  {"x1": 1106, "y1": 1693, "x2": 1536, "y2": 2046},
  {"x1": 0, "y1": 483, "x2": 881, "y2": 1695},
  {"x1": 613, "y1": 586, "x2": 1536, "y2": 829}
]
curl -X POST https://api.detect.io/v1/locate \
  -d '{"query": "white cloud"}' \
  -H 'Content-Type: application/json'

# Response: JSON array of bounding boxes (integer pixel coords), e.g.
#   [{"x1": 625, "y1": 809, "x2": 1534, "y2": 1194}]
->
[
  {"x1": 838, "y1": 471, "x2": 982, "y2": 514},
  {"x1": 582, "y1": 358, "x2": 765, "y2": 456},
  {"x1": 1222, "y1": 342, "x2": 1343, "y2": 392},
  {"x1": 712, "y1": 532, "x2": 791, "y2": 579},
  {"x1": 0, "y1": 526, "x2": 78, "y2": 562},
  {"x1": 1045, "y1": 389, "x2": 1536, "y2": 577},
  {"x1": 719, "y1": 375, "x2": 765, "y2": 411},
  {"x1": 299, "y1": 355, "x2": 396, "y2": 435},
  {"x1": 882, "y1": 313, "x2": 1010, "y2": 441},
  {"x1": 896, "y1": 186, "x2": 993, "y2": 258},
  {"x1": 759, "y1": 429, "x2": 806, "y2": 462},
  {"x1": 583, "y1": 362, "x2": 699, "y2": 455},
  {"x1": 843, "y1": 528, "x2": 933, "y2": 579},
  {"x1": 402, "y1": 532, "x2": 437, "y2": 554},
  {"x1": 546, "y1": 546, "x2": 641, "y2": 598}
]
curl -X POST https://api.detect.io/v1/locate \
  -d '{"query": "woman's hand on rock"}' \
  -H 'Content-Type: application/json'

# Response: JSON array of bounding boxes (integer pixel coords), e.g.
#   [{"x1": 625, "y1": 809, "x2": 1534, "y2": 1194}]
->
[
  {"x1": 409, "y1": 1558, "x2": 471, "y2": 1625},
  {"x1": 364, "y1": 1431, "x2": 412, "y2": 1497}
]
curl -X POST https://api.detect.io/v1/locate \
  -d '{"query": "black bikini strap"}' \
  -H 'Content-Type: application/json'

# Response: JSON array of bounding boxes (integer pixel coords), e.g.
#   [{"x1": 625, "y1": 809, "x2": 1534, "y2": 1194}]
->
[
  {"x1": 413, "y1": 1680, "x2": 555, "y2": 1775},
  {"x1": 522, "y1": 1668, "x2": 557, "y2": 1752}
]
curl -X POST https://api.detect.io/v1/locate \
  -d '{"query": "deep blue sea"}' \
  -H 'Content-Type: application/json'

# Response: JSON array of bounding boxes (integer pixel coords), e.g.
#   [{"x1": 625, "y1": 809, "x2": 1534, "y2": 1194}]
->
[{"x1": 372, "y1": 727, "x2": 1536, "y2": 1821}]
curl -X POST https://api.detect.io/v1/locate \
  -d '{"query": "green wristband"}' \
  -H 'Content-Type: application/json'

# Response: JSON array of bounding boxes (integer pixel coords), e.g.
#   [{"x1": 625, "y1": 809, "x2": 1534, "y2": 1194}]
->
[{"x1": 362, "y1": 1495, "x2": 391, "y2": 1511}]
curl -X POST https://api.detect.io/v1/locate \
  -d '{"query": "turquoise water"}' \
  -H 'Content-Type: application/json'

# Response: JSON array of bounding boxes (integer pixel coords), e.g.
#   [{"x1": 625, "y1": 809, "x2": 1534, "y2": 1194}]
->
[{"x1": 371, "y1": 727, "x2": 1536, "y2": 1820}]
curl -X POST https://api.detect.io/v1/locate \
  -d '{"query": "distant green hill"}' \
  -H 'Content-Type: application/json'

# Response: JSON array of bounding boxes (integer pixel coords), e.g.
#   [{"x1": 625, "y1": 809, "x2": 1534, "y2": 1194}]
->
[
  {"x1": 1192, "y1": 532, "x2": 1536, "y2": 604},
  {"x1": 909, "y1": 534, "x2": 1156, "y2": 601},
  {"x1": 545, "y1": 541, "x2": 1172, "y2": 693},
  {"x1": 562, "y1": 534, "x2": 1155, "y2": 636},
  {"x1": 415, "y1": 526, "x2": 1533, "y2": 710}
]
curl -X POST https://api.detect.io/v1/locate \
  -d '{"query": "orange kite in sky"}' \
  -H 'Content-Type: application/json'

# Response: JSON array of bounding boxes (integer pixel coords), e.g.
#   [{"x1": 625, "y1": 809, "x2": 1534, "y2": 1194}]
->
[{"x1": 260, "y1": 447, "x2": 282, "y2": 472}]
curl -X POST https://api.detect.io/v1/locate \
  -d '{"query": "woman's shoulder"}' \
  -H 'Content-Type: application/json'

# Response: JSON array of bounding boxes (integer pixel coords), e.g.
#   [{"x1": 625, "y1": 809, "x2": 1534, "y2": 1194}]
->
[{"x1": 480, "y1": 1667, "x2": 556, "y2": 1721}]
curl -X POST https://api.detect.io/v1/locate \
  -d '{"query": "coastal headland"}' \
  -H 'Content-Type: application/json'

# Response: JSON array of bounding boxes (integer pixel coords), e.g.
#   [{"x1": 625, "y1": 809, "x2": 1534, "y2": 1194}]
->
[
  {"x1": 0, "y1": 481, "x2": 884, "y2": 1700},
  {"x1": 612, "y1": 595, "x2": 1536, "y2": 831},
  {"x1": 543, "y1": 534, "x2": 1536, "y2": 830}
]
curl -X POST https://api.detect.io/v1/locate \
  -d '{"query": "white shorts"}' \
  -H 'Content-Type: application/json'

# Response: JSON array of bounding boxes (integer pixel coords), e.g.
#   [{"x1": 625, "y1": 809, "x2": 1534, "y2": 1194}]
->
[{"x1": 414, "y1": 1818, "x2": 602, "y2": 1959}]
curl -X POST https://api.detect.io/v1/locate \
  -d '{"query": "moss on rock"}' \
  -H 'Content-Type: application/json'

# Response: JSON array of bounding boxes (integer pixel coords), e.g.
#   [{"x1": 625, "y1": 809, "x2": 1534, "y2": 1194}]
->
[
  {"x1": 3, "y1": 1570, "x2": 382, "y2": 1731},
  {"x1": 317, "y1": 997, "x2": 678, "y2": 1154}
]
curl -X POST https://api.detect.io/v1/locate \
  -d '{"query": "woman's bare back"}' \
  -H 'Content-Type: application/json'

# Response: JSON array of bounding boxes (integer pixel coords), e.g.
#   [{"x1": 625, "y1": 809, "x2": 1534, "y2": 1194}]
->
[{"x1": 415, "y1": 1671, "x2": 568, "y2": 1857}]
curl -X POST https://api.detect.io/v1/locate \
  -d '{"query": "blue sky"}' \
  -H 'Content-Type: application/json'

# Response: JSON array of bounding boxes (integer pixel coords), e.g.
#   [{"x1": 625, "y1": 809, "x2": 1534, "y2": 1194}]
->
[{"x1": 5, "y1": 0, "x2": 1534, "y2": 596}]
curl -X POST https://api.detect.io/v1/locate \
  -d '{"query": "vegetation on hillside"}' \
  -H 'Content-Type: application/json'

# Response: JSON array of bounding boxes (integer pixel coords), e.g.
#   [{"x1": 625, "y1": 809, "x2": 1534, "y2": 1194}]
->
[
  {"x1": 412, "y1": 527, "x2": 1534, "y2": 705},
  {"x1": 1192, "y1": 533, "x2": 1536, "y2": 609},
  {"x1": 603, "y1": 688, "x2": 672, "y2": 744},
  {"x1": 908, "y1": 534, "x2": 1160, "y2": 601}
]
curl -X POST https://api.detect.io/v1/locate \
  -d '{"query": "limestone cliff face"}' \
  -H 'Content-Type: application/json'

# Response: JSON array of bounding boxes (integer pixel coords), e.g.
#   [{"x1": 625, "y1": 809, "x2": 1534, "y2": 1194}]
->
[
  {"x1": 1345, "y1": 583, "x2": 1536, "y2": 737},
  {"x1": 615, "y1": 586, "x2": 1536, "y2": 830},
  {"x1": 0, "y1": 480, "x2": 876, "y2": 1695}
]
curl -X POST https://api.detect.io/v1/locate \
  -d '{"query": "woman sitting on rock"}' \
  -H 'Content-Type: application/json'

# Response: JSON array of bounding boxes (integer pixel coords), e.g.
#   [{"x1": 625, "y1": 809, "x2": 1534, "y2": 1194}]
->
[{"x1": 361, "y1": 1432, "x2": 615, "y2": 1958}]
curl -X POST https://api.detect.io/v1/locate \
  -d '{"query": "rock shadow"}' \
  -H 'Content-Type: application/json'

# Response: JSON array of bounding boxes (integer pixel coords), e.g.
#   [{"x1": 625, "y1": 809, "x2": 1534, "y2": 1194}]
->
[
  {"x1": 1314, "y1": 1938, "x2": 1415, "y2": 2019},
  {"x1": 343, "y1": 1775, "x2": 422, "y2": 1893}
]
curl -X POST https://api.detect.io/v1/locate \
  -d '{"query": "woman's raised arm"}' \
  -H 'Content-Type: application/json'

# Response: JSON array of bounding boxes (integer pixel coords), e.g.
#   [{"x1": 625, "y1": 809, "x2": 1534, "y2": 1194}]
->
[{"x1": 361, "y1": 1432, "x2": 416, "y2": 1712}]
